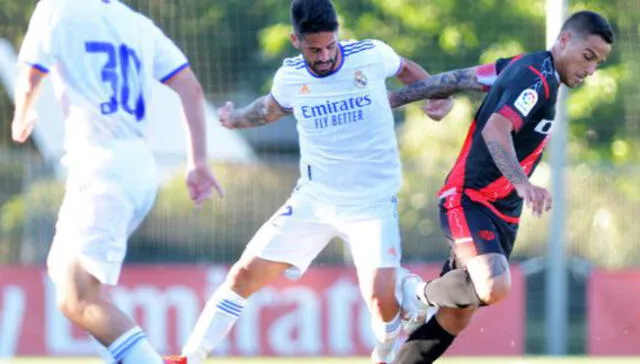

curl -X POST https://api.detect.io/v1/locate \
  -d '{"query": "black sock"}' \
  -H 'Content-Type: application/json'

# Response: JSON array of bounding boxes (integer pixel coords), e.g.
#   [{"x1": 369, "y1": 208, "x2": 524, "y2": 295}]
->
[
  {"x1": 392, "y1": 316, "x2": 455, "y2": 364},
  {"x1": 421, "y1": 268, "x2": 482, "y2": 308}
]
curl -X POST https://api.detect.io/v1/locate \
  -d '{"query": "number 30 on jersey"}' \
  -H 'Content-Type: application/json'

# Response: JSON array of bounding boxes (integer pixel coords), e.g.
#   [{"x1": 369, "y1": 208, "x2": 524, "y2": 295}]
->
[{"x1": 85, "y1": 41, "x2": 145, "y2": 121}]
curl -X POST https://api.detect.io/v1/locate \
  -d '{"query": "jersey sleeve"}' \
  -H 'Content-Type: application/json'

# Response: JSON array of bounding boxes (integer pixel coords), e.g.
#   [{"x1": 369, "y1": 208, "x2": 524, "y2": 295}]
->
[
  {"x1": 476, "y1": 55, "x2": 523, "y2": 90},
  {"x1": 148, "y1": 21, "x2": 190, "y2": 83},
  {"x1": 493, "y1": 65, "x2": 549, "y2": 132},
  {"x1": 495, "y1": 55, "x2": 522, "y2": 75},
  {"x1": 370, "y1": 39, "x2": 403, "y2": 78},
  {"x1": 269, "y1": 66, "x2": 295, "y2": 111},
  {"x1": 18, "y1": 0, "x2": 61, "y2": 73}
]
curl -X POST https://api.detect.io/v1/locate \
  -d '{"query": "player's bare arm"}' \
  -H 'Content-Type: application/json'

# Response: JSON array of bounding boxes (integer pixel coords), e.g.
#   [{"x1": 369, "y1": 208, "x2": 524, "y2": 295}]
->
[
  {"x1": 482, "y1": 113, "x2": 529, "y2": 185},
  {"x1": 482, "y1": 113, "x2": 552, "y2": 216},
  {"x1": 389, "y1": 66, "x2": 486, "y2": 109},
  {"x1": 166, "y1": 66, "x2": 225, "y2": 201},
  {"x1": 11, "y1": 66, "x2": 46, "y2": 143},
  {"x1": 396, "y1": 57, "x2": 430, "y2": 84},
  {"x1": 394, "y1": 57, "x2": 453, "y2": 121},
  {"x1": 219, "y1": 94, "x2": 292, "y2": 129}
]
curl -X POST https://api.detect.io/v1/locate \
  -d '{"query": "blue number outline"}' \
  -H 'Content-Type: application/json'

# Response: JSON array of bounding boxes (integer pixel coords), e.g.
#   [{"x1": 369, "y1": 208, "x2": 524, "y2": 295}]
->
[
  {"x1": 85, "y1": 41, "x2": 145, "y2": 121},
  {"x1": 85, "y1": 41, "x2": 119, "y2": 115}
]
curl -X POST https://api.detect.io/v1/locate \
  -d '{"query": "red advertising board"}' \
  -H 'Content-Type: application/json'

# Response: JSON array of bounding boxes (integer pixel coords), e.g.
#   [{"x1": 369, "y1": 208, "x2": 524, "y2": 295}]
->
[
  {"x1": 588, "y1": 269, "x2": 640, "y2": 355},
  {"x1": 0, "y1": 264, "x2": 524, "y2": 357}
]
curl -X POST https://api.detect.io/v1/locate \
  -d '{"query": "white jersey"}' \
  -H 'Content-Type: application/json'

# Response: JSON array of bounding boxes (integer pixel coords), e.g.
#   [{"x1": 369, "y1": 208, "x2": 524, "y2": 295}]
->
[
  {"x1": 271, "y1": 39, "x2": 403, "y2": 205},
  {"x1": 18, "y1": 0, "x2": 188, "y2": 155}
]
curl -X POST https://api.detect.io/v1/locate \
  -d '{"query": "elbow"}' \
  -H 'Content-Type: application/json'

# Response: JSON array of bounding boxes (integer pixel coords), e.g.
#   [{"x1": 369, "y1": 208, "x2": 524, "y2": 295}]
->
[
  {"x1": 480, "y1": 123, "x2": 494, "y2": 141},
  {"x1": 481, "y1": 123, "x2": 504, "y2": 144}
]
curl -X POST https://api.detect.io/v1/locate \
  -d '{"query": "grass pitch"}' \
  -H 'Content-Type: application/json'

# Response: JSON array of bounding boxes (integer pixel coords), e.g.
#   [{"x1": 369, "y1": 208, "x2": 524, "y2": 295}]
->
[{"x1": 4, "y1": 357, "x2": 640, "y2": 364}]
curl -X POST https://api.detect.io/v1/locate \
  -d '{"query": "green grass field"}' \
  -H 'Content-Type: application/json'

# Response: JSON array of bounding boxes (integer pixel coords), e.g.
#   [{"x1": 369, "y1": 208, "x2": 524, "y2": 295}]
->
[{"x1": 4, "y1": 358, "x2": 640, "y2": 364}]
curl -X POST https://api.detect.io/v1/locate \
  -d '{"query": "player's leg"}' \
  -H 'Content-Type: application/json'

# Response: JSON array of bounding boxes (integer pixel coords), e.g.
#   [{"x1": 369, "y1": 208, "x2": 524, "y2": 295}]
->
[
  {"x1": 341, "y1": 197, "x2": 403, "y2": 363},
  {"x1": 358, "y1": 266, "x2": 401, "y2": 363},
  {"x1": 55, "y1": 259, "x2": 163, "y2": 364},
  {"x1": 181, "y1": 196, "x2": 336, "y2": 363},
  {"x1": 48, "y1": 167, "x2": 163, "y2": 364},
  {"x1": 392, "y1": 253, "x2": 475, "y2": 364},
  {"x1": 395, "y1": 266, "x2": 435, "y2": 335},
  {"x1": 393, "y1": 200, "x2": 516, "y2": 363},
  {"x1": 416, "y1": 202, "x2": 514, "y2": 308},
  {"x1": 180, "y1": 255, "x2": 291, "y2": 363},
  {"x1": 393, "y1": 306, "x2": 475, "y2": 364}
]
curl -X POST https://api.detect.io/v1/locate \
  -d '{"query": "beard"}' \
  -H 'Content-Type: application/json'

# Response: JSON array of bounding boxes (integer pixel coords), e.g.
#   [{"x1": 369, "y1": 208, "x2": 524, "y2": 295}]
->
[{"x1": 309, "y1": 58, "x2": 337, "y2": 75}]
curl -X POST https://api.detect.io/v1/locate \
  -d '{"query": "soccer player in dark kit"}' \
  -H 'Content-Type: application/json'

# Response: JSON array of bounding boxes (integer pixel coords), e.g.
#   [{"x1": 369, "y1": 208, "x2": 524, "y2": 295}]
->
[{"x1": 385, "y1": 10, "x2": 614, "y2": 363}]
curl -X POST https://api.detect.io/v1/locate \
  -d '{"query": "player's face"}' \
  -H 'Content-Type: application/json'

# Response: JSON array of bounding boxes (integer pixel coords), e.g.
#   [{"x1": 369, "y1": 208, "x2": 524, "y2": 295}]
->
[
  {"x1": 291, "y1": 31, "x2": 340, "y2": 76},
  {"x1": 557, "y1": 32, "x2": 612, "y2": 88}
]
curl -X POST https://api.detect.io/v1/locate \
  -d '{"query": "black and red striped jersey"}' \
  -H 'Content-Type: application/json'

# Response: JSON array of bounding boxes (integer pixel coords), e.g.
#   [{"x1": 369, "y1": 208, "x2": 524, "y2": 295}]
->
[{"x1": 439, "y1": 51, "x2": 561, "y2": 221}]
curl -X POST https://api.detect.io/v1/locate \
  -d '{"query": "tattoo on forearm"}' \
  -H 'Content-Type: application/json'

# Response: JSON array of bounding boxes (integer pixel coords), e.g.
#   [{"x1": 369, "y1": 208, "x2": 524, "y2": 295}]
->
[
  {"x1": 389, "y1": 67, "x2": 485, "y2": 108},
  {"x1": 485, "y1": 141, "x2": 529, "y2": 185},
  {"x1": 487, "y1": 254, "x2": 508, "y2": 278},
  {"x1": 231, "y1": 96, "x2": 289, "y2": 128}
]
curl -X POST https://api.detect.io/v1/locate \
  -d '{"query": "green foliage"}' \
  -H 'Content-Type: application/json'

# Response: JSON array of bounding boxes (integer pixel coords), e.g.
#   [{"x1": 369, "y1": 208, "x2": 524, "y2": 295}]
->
[{"x1": 0, "y1": 179, "x2": 63, "y2": 263}]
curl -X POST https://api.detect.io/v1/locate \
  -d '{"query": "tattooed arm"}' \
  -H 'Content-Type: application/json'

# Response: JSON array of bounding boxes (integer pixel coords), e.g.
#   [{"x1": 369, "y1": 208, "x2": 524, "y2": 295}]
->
[
  {"x1": 482, "y1": 113, "x2": 552, "y2": 216},
  {"x1": 218, "y1": 94, "x2": 292, "y2": 129},
  {"x1": 389, "y1": 66, "x2": 487, "y2": 108},
  {"x1": 395, "y1": 57, "x2": 455, "y2": 121},
  {"x1": 481, "y1": 113, "x2": 529, "y2": 185}
]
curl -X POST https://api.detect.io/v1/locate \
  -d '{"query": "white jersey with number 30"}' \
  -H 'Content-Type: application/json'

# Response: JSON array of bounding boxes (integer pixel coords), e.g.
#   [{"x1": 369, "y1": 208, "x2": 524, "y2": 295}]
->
[
  {"x1": 271, "y1": 39, "x2": 403, "y2": 205},
  {"x1": 18, "y1": 0, "x2": 188, "y2": 154}
]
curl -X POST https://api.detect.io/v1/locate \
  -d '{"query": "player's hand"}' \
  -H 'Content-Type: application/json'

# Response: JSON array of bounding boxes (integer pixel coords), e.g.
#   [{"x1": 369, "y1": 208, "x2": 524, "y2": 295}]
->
[
  {"x1": 217, "y1": 101, "x2": 237, "y2": 129},
  {"x1": 421, "y1": 97, "x2": 454, "y2": 121},
  {"x1": 513, "y1": 181, "x2": 552, "y2": 217},
  {"x1": 11, "y1": 111, "x2": 37, "y2": 143},
  {"x1": 186, "y1": 163, "x2": 224, "y2": 206}
]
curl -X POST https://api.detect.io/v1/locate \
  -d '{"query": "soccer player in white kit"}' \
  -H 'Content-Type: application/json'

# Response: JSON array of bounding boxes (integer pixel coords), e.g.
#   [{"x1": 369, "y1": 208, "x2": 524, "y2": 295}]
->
[
  {"x1": 165, "y1": 1, "x2": 452, "y2": 363},
  {"x1": 11, "y1": 1, "x2": 223, "y2": 363}
]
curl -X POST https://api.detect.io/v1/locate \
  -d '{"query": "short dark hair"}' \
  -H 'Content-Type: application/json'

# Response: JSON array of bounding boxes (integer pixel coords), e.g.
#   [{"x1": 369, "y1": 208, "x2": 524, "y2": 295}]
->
[
  {"x1": 290, "y1": 0, "x2": 339, "y2": 36},
  {"x1": 561, "y1": 10, "x2": 615, "y2": 44}
]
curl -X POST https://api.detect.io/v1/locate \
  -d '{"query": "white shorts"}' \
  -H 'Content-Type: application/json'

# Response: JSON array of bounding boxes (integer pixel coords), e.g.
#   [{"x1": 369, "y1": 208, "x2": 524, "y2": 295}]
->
[
  {"x1": 244, "y1": 188, "x2": 401, "y2": 279},
  {"x1": 47, "y1": 141, "x2": 158, "y2": 286}
]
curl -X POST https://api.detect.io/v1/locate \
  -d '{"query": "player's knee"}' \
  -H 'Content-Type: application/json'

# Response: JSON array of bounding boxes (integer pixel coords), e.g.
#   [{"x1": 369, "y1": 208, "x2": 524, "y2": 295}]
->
[
  {"x1": 466, "y1": 253, "x2": 511, "y2": 305},
  {"x1": 56, "y1": 286, "x2": 94, "y2": 321},
  {"x1": 226, "y1": 263, "x2": 259, "y2": 297},
  {"x1": 226, "y1": 257, "x2": 287, "y2": 297},
  {"x1": 472, "y1": 273, "x2": 511, "y2": 305}
]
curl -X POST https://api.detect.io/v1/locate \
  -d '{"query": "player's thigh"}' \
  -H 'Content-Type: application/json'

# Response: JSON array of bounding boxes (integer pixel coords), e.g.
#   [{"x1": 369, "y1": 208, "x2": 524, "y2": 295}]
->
[
  {"x1": 341, "y1": 215, "x2": 401, "y2": 303},
  {"x1": 438, "y1": 202, "x2": 508, "y2": 266},
  {"x1": 48, "y1": 183, "x2": 136, "y2": 289},
  {"x1": 243, "y1": 195, "x2": 337, "y2": 280},
  {"x1": 341, "y1": 200, "x2": 401, "y2": 270}
]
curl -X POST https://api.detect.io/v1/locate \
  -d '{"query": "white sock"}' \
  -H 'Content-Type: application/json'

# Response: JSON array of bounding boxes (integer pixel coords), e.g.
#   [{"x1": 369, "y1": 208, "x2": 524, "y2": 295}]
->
[
  {"x1": 108, "y1": 327, "x2": 162, "y2": 364},
  {"x1": 182, "y1": 287, "x2": 246, "y2": 363},
  {"x1": 370, "y1": 312, "x2": 402, "y2": 363}
]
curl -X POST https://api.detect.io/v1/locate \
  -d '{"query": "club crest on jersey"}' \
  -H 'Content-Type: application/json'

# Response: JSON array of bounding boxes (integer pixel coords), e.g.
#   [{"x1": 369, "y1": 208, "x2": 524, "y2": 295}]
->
[
  {"x1": 299, "y1": 84, "x2": 310, "y2": 94},
  {"x1": 354, "y1": 71, "x2": 368, "y2": 88},
  {"x1": 514, "y1": 88, "x2": 538, "y2": 116}
]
